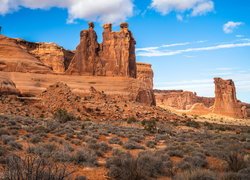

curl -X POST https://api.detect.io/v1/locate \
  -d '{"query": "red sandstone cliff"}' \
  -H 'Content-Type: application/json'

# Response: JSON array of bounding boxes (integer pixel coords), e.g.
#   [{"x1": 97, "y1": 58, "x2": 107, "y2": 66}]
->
[
  {"x1": 17, "y1": 40, "x2": 74, "y2": 73},
  {"x1": 212, "y1": 78, "x2": 246, "y2": 118},
  {"x1": 154, "y1": 90, "x2": 214, "y2": 110}
]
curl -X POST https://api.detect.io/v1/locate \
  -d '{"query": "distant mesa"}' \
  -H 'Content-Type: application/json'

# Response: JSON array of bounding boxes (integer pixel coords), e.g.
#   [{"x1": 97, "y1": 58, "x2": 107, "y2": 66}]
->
[{"x1": 155, "y1": 77, "x2": 250, "y2": 119}]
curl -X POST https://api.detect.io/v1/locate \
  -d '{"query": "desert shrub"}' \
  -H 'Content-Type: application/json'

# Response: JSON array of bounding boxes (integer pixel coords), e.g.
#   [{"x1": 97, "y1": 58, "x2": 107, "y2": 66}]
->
[
  {"x1": 106, "y1": 152, "x2": 138, "y2": 180},
  {"x1": 108, "y1": 137, "x2": 123, "y2": 145},
  {"x1": 123, "y1": 140, "x2": 145, "y2": 150},
  {"x1": 106, "y1": 151, "x2": 173, "y2": 180},
  {"x1": 30, "y1": 134, "x2": 42, "y2": 144},
  {"x1": 225, "y1": 152, "x2": 246, "y2": 172},
  {"x1": 0, "y1": 128, "x2": 9, "y2": 136},
  {"x1": 75, "y1": 176, "x2": 87, "y2": 180},
  {"x1": 181, "y1": 154, "x2": 207, "y2": 168},
  {"x1": 72, "y1": 149, "x2": 97, "y2": 166},
  {"x1": 27, "y1": 143, "x2": 57, "y2": 158},
  {"x1": 3, "y1": 155, "x2": 73, "y2": 179},
  {"x1": 146, "y1": 140, "x2": 156, "y2": 148},
  {"x1": 87, "y1": 141, "x2": 111, "y2": 157},
  {"x1": 221, "y1": 172, "x2": 248, "y2": 180},
  {"x1": 137, "y1": 151, "x2": 173, "y2": 177},
  {"x1": 167, "y1": 150, "x2": 184, "y2": 158},
  {"x1": 155, "y1": 134, "x2": 169, "y2": 141},
  {"x1": 185, "y1": 120, "x2": 200, "y2": 129},
  {"x1": 54, "y1": 109, "x2": 76, "y2": 123},
  {"x1": 174, "y1": 169, "x2": 216, "y2": 180},
  {"x1": 177, "y1": 161, "x2": 192, "y2": 170},
  {"x1": 1, "y1": 135, "x2": 15, "y2": 144},
  {"x1": 127, "y1": 117, "x2": 137, "y2": 124},
  {"x1": 8, "y1": 141, "x2": 23, "y2": 150},
  {"x1": 141, "y1": 119, "x2": 157, "y2": 133}
]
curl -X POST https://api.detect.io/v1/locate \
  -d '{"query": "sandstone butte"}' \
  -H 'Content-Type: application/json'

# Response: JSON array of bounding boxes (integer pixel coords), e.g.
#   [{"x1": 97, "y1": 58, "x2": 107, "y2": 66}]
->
[
  {"x1": 0, "y1": 22, "x2": 249, "y2": 119},
  {"x1": 0, "y1": 22, "x2": 155, "y2": 106},
  {"x1": 154, "y1": 78, "x2": 250, "y2": 118}
]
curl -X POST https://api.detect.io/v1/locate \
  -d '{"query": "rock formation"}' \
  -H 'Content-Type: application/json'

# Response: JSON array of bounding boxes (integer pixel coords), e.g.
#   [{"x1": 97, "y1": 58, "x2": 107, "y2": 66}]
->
[
  {"x1": 66, "y1": 22, "x2": 137, "y2": 77},
  {"x1": 154, "y1": 90, "x2": 214, "y2": 110},
  {"x1": 17, "y1": 40, "x2": 74, "y2": 73},
  {"x1": 212, "y1": 78, "x2": 246, "y2": 118},
  {"x1": 0, "y1": 77, "x2": 20, "y2": 95},
  {"x1": 136, "y1": 89, "x2": 156, "y2": 106},
  {"x1": 137, "y1": 63, "x2": 154, "y2": 89},
  {"x1": 0, "y1": 35, "x2": 52, "y2": 73},
  {"x1": 188, "y1": 103, "x2": 211, "y2": 115}
]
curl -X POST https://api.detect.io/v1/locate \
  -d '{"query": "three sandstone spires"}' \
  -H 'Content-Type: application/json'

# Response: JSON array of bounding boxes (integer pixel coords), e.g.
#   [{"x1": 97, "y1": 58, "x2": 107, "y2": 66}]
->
[{"x1": 66, "y1": 22, "x2": 137, "y2": 78}]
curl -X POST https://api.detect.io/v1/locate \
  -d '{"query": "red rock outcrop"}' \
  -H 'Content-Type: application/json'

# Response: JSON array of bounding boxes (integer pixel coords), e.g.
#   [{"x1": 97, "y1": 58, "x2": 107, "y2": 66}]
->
[
  {"x1": 188, "y1": 103, "x2": 211, "y2": 115},
  {"x1": 212, "y1": 78, "x2": 246, "y2": 118},
  {"x1": 0, "y1": 35, "x2": 52, "y2": 73},
  {"x1": 66, "y1": 22, "x2": 137, "y2": 77},
  {"x1": 0, "y1": 77, "x2": 20, "y2": 95},
  {"x1": 154, "y1": 90, "x2": 214, "y2": 110},
  {"x1": 17, "y1": 40, "x2": 74, "y2": 73},
  {"x1": 136, "y1": 63, "x2": 154, "y2": 89}
]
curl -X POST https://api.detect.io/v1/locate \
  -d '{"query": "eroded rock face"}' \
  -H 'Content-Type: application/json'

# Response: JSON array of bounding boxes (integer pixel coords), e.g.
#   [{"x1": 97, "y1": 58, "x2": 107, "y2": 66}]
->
[
  {"x1": 0, "y1": 35, "x2": 52, "y2": 73},
  {"x1": 136, "y1": 63, "x2": 154, "y2": 89},
  {"x1": 154, "y1": 90, "x2": 214, "y2": 110},
  {"x1": 213, "y1": 78, "x2": 245, "y2": 118},
  {"x1": 136, "y1": 89, "x2": 156, "y2": 106},
  {"x1": 17, "y1": 40, "x2": 74, "y2": 73},
  {"x1": 66, "y1": 22, "x2": 137, "y2": 77},
  {"x1": 100, "y1": 23, "x2": 137, "y2": 77},
  {"x1": 0, "y1": 77, "x2": 20, "y2": 95},
  {"x1": 66, "y1": 22, "x2": 103, "y2": 75}
]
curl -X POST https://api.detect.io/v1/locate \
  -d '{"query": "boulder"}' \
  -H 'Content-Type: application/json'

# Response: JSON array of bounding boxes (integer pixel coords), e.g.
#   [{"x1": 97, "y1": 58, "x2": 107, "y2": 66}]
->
[
  {"x1": 136, "y1": 89, "x2": 156, "y2": 106},
  {"x1": 0, "y1": 77, "x2": 20, "y2": 95}
]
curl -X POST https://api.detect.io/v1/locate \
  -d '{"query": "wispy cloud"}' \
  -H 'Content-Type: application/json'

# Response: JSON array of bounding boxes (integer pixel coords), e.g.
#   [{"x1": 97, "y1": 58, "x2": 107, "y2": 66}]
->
[
  {"x1": 137, "y1": 41, "x2": 250, "y2": 57},
  {"x1": 223, "y1": 21, "x2": 244, "y2": 34}
]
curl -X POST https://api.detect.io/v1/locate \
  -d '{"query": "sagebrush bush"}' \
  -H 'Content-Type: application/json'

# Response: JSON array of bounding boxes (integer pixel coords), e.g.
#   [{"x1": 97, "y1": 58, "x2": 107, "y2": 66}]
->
[
  {"x1": 225, "y1": 152, "x2": 246, "y2": 172},
  {"x1": 54, "y1": 109, "x2": 76, "y2": 123},
  {"x1": 174, "y1": 169, "x2": 216, "y2": 180},
  {"x1": 3, "y1": 155, "x2": 73, "y2": 179}
]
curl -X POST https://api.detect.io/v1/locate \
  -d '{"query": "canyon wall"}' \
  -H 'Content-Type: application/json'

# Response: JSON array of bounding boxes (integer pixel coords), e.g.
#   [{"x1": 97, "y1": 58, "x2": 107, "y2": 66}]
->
[{"x1": 154, "y1": 90, "x2": 214, "y2": 110}]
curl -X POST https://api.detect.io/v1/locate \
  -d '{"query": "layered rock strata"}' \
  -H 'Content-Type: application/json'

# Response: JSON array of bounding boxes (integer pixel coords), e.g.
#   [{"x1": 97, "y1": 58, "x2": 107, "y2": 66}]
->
[{"x1": 154, "y1": 90, "x2": 214, "y2": 110}]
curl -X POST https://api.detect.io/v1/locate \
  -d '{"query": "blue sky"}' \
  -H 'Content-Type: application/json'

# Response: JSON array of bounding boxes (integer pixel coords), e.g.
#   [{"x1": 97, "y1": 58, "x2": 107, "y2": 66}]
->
[{"x1": 0, "y1": 0, "x2": 249, "y2": 102}]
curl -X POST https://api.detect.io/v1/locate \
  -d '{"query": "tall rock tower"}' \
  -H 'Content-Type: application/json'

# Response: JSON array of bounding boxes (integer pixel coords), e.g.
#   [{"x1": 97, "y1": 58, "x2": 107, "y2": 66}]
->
[
  {"x1": 66, "y1": 22, "x2": 137, "y2": 78},
  {"x1": 213, "y1": 78, "x2": 246, "y2": 118}
]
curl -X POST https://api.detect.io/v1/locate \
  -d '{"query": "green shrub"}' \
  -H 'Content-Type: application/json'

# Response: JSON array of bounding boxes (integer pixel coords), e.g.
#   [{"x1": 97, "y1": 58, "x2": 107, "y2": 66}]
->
[
  {"x1": 141, "y1": 119, "x2": 157, "y2": 133},
  {"x1": 54, "y1": 109, "x2": 76, "y2": 123}
]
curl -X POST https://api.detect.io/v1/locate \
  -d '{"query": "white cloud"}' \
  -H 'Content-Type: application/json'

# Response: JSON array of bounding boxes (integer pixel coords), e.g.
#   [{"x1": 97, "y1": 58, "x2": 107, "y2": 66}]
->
[
  {"x1": 0, "y1": 0, "x2": 134, "y2": 24},
  {"x1": 137, "y1": 42, "x2": 250, "y2": 57},
  {"x1": 223, "y1": 21, "x2": 244, "y2": 34},
  {"x1": 151, "y1": 0, "x2": 214, "y2": 18}
]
